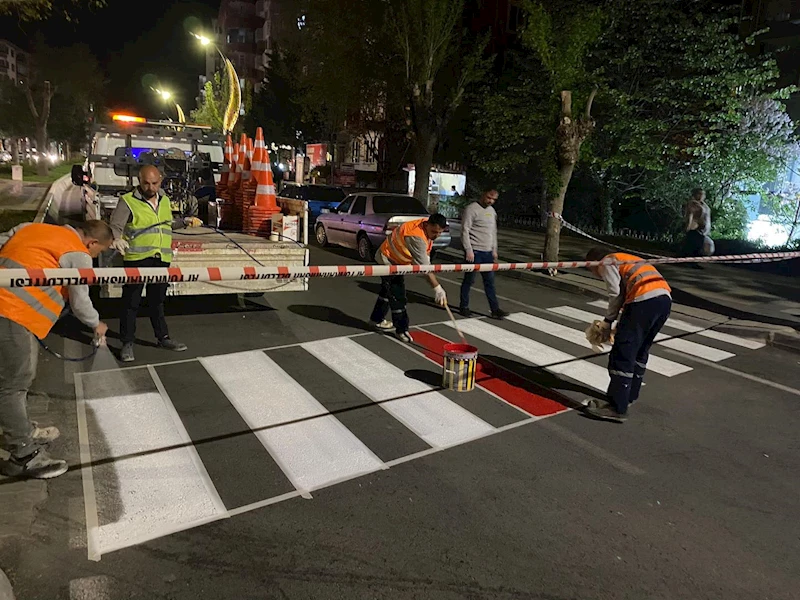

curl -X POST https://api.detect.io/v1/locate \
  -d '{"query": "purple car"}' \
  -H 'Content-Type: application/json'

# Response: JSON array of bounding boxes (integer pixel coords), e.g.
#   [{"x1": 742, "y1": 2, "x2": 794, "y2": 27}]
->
[{"x1": 315, "y1": 192, "x2": 452, "y2": 261}]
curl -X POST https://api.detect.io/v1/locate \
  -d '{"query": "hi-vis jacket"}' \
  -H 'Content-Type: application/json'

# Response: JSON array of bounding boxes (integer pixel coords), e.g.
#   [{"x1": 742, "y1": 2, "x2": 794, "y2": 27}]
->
[
  {"x1": 378, "y1": 218, "x2": 432, "y2": 266},
  {"x1": 600, "y1": 252, "x2": 671, "y2": 321}
]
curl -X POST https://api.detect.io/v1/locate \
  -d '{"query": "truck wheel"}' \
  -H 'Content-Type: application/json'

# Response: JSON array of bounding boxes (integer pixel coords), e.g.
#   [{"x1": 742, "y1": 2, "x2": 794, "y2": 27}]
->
[
  {"x1": 357, "y1": 234, "x2": 373, "y2": 261},
  {"x1": 315, "y1": 224, "x2": 329, "y2": 247}
]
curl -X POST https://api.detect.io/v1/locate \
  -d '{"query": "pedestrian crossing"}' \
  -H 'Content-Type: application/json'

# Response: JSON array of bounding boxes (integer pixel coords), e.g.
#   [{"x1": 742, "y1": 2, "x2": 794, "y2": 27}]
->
[{"x1": 75, "y1": 299, "x2": 766, "y2": 559}]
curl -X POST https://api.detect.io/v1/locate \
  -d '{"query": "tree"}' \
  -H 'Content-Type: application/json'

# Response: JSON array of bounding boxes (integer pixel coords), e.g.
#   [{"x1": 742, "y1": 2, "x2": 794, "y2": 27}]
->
[
  {"x1": 388, "y1": 0, "x2": 489, "y2": 203},
  {"x1": 0, "y1": 78, "x2": 33, "y2": 165},
  {"x1": 20, "y1": 39, "x2": 101, "y2": 175},
  {"x1": 191, "y1": 70, "x2": 252, "y2": 135},
  {"x1": 0, "y1": 0, "x2": 104, "y2": 21}
]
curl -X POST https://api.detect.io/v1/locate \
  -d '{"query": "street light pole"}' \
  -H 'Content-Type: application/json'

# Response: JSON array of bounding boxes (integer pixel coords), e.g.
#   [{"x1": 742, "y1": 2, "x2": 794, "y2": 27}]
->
[{"x1": 151, "y1": 87, "x2": 186, "y2": 124}]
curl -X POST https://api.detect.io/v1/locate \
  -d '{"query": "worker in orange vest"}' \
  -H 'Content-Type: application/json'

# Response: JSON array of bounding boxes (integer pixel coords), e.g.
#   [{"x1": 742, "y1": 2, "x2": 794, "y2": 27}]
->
[
  {"x1": 584, "y1": 247, "x2": 672, "y2": 423},
  {"x1": 370, "y1": 214, "x2": 449, "y2": 343},
  {"x1": 0, "y1": 221, "x2": 112, "y2": 479}
]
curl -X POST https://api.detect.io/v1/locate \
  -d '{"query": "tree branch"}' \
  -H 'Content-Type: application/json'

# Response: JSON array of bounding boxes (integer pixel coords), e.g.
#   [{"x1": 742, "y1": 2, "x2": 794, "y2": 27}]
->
[{"x1": 585, "y1": 87, "x2": 598, "y2": 119}]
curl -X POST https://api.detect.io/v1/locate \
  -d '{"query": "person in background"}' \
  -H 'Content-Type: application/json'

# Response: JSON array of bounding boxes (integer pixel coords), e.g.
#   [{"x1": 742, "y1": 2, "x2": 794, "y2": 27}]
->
[
  {"x1": 370, "y1": 214, "x2": 449, "y2": 343},
  {"x1": 683, "y1": 187, "x2": 712, "y2": 259},
  {"x1": 110, "y1": 165, "x2": 202, "y2": 363},
  {"x1": 583, "y1": 247, "x2": 672, "y2": 423},
  {"x1": 459, "y1": 189, "x2": 508, "y2": 319},
  {"x1": 0, "y1": 221, "x2": 111, "y2": 479}
]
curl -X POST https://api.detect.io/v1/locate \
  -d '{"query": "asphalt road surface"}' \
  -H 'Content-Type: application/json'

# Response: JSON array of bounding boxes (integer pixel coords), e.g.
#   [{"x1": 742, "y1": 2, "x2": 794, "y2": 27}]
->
[{"x1": 7, "y1": 243, "x2": 800, "y2": 600}]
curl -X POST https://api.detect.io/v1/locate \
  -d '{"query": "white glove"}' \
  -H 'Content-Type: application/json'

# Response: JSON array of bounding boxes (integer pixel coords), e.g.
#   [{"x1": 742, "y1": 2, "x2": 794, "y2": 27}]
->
[
  {"x1": 111, "y1": 239, "x2": 129, "y2": 255},
  {"x1": 183, "y1": 216, "x2": 203, "y2": 228},
  {"x1": 433, "y1": 284, "x2": 447, "y2": 307}
]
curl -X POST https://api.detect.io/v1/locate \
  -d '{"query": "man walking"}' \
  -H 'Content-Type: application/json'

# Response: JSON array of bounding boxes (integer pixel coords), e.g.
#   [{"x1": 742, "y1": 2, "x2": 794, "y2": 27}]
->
[
  {"x1": 370, "y1": 214, "x2": 449, "y2": 343},
  {"x1": 459, "y1": 189, "x2": 508, "y2": 319},
  {"x1": 683, "y1": 187, "x2": 713, "y2": 259},
  {"x1": 0, "y1": 221, "x2": 111, "y2": 478},
  {"x1": 110, "y1": 165, "x2": 202, "y2": 362},
  {"x1": 583, "y1": 247, "x2": 672, "y2": 423}
]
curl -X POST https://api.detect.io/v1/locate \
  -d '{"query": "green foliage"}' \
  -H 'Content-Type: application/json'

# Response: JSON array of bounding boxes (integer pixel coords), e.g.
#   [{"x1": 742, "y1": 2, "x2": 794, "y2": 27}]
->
[
  {"x1": 191, "y1": 71, "x2": 252, "y2": 135},
  {"x1": 244, "y1": 49, "x2": 303, "y2": 148},
  {"x1": 0, "y1": 0, "x2": 104, "y2": 21}
]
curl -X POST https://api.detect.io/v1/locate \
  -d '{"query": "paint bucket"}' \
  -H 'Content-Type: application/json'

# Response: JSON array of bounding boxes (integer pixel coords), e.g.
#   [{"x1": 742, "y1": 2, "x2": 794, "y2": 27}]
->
[{"x1": 442, "y1": 343, "x2": 478, "y2": 392}]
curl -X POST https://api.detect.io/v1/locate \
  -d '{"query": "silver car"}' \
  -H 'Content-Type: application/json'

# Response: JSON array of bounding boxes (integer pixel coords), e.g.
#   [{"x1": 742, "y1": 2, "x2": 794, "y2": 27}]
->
[{"x1": 315, "y1": 192, "x2": 452, "y2": 261}]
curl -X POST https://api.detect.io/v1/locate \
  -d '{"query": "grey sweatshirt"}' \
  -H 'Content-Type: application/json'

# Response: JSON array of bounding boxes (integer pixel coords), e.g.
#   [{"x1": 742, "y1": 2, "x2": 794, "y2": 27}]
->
[
  {"x1": 0, "y1": 223, "x2": 100, "y2": 328},
  {"x1": 461, "y1": 202, "x2": 498, "y2": 254}
]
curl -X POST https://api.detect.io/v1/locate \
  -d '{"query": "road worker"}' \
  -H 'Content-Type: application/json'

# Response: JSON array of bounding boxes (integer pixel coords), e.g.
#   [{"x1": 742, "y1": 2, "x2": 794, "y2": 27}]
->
[
  {"x1": 370, "y1": 213, "x2": 449, "y2": 343},
  {"x1": 0, "y1": 220, "x2": 112, "y2": 479},
  {"x1": 110, "y1": 165, "x2": 202, "y2": 363},
  {"x1": 584, "y1": 247, "x2": 672, "y2": 423}
]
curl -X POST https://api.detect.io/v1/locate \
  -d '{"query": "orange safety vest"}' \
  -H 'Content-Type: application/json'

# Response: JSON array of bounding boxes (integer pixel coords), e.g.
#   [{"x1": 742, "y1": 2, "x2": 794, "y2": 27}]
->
[
  {"x1": 611, "y1": 252, "x2": 671, "y2": 304},
  {"x1": 380, "y1": 218, "x2": 432, "y2": 266},
  {"x1": 0, "y1": 224, "x2": 90, "y2": 339}
]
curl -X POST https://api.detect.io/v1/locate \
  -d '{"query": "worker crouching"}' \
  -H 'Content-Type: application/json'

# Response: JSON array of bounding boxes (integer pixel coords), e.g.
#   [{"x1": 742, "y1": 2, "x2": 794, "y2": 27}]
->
[
  {"x1": 370, "y1": 214, "x2": 449, "y2": 343},
  {"x1": 584, "y1": 248, "x2": 672, "y2": 423}
]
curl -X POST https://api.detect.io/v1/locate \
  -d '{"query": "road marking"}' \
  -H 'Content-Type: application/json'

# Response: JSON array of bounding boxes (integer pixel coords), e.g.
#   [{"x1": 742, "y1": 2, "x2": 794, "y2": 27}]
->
[
  {"x1": 505, "y1": 312, "x2": 692, "y2": 377},
  {"x1": 303, "y1": 337, "x2": 496, "y2": 448},
  {"x1": 200, "y1": 350, "x2": 386, "y2": 497},
  {"x1": 548, "y1": 306, "x2": 735, "y2": 362},
  {"x1": 587, "y1": 300, "x2": 765, "y2": 349},
  {"x1": 444, "y1": 318, "x2": 611, "y2": 391},
  {"x1": 79, "y1": 370, "x2": 225, "y2": 559}
]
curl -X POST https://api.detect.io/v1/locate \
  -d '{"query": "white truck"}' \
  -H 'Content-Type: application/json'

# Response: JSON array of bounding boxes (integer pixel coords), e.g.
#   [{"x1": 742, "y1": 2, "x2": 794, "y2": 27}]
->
[{"x1": 71, "y1": 115, "x2": 309, "y2": 298}]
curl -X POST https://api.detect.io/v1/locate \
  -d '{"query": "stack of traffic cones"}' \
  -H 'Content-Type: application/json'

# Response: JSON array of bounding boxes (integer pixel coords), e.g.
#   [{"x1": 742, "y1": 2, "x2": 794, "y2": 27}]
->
[
  {"x1": 219, "y1": 138, "x2": 238, "y2": 229},
  {"x1": 233, "y1": 135, "x2": 251, "y2": 230},
  {"x1": 246, "y1": 127, "x2": 281, "y2": 237},
  {"x1": 216, "y1": 135, "x2": 234, "y2": 229}
]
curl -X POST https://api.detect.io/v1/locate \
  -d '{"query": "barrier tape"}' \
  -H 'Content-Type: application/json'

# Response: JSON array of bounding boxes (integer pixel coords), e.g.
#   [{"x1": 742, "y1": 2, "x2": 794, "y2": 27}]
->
[
  {"x1": 549, "y1": 212, "x2": 666, "y2": 258},
  {"x1": 1, "y1": 251, "x2": 800, "y2": 288}
]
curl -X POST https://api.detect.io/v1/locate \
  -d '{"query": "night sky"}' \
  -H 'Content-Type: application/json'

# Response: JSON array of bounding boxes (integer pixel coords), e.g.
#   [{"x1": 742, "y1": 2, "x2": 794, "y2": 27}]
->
[{"x1": 1, "y1": 0, "x2": 219, "y2": 117}]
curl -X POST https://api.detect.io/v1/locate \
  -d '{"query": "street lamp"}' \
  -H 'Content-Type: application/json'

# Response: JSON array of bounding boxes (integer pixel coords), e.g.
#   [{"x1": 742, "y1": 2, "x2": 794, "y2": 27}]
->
[
  {"x1": 151, "y1": 87, "x2": 186, "y2": 124},
  {"x1": 190, "y1": 31, "x2": 241, "y2": 134}
]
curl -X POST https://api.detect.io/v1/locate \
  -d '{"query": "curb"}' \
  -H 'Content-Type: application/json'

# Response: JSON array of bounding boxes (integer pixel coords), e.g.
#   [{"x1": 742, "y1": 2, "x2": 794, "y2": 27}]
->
[{"x1": 0, "y1": 568, "x2": 14, "y2": 600}]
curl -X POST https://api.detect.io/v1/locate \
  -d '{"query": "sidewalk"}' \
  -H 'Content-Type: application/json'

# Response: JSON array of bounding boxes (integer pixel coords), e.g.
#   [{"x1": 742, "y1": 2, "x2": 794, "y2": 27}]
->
[{"x1": 445, "y1": 222, "x2": 800, "y2": 351}]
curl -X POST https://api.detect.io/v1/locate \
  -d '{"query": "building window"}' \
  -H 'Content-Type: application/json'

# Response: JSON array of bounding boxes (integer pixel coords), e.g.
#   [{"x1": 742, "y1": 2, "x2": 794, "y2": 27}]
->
[{"x1": 226, "y1": 28, "x2": 254, "y2": 44}]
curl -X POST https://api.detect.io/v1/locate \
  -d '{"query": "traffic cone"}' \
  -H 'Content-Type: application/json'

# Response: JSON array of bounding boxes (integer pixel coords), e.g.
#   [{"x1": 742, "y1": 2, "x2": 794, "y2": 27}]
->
[
  {"x1": 219, "y1": 134, "x2": 233, "y2": 188},
  {"x1": 216, "y1": 135, "x2": 235, "y2": 229},
  {"x1": 234, "y1": 136, "x2": 251, "y2": 230},
  {"x1": 219, "y1": 141, "x2": 239, "y2": 229},
  {"x1": 247, "y1": 127, "x2": 280, "y2": 237}
]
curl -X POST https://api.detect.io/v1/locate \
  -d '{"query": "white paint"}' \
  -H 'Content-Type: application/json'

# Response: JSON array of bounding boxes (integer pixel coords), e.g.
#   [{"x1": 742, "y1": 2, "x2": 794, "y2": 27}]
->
[
  {"x1": 200, "y1": 350, "x2": 385, "y2": 495},
  {"x1": 80, "y1": 373, "x2": 225, "y2": 558},
  {"x1": 443, "y1": 318, "x2": 610, "y2": 392},
  {"x1": 587, "y1": 300, "x2": 765, "y2": 349},
  {"x1": 303, "y1": 337, "x2": 495, "y2": 448},
  {"x1": 548, "y1": 306, "x2": 735, "y2": 362},
  {"x1": 505, "y1": 312, "x2": 692, "y2": 377}
]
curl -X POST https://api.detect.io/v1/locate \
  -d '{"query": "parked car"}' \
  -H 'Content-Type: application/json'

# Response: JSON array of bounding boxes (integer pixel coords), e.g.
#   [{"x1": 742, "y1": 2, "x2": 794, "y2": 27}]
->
[
  {"x1": 278, "y1": 184, "x2": 346, "y2": 223},
  {"x1": 315, "y1": 192, "x2": 451, "y2": 261}
]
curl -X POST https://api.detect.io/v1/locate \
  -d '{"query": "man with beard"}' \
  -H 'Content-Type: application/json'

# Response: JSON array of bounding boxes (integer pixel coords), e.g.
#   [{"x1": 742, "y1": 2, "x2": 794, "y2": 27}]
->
[{"x1": 110, "y1": 165, "x2": 202, "y2": 362}]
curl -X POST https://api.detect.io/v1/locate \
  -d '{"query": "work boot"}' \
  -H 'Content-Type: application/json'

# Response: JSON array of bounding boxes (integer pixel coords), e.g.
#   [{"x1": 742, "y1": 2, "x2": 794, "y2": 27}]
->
[
  {"x1": 396, "y1": 331, "x2": 414, "y2": 344},
  {"x1": 373, "y1": 319, "x2": 393, "y2": 331},
  {"x1": 158, "y1": 337, "x2": 187, "y2": 352},
  {"x1": 491, "y1": 309, "x2": 509, "y2": 320},
  {"x1": 459, "y1": 307, "x2": 471, "y2": 318},
  {"x1": 31, "y1": 422, "x2": 59, "y2": 444},
  {"x1": 1, "y1": 448, "x2": 69, "y2": 479},
  {"x1": 120, "y1": 342, "x2": 135, "y2": 363},
  {"x1": 584, "y1": 405, "x2": 627, "y2": 423}
]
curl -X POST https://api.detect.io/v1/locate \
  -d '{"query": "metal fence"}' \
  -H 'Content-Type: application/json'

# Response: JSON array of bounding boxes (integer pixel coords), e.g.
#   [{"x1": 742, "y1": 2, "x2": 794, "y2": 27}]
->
[{"x1": 495, "y1": 213, "x2": 677, "y2": 244}]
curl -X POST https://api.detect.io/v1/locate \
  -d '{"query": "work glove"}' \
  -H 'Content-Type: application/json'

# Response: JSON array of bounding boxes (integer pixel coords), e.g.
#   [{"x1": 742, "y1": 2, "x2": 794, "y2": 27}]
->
[
  {"x1": 183, "y1": 216, "x2": 203, "y2": 228},
  {"x1": 433, "y1": 284, "x2": 447, "y2": 307},
  {"x1": 111, "y1": 238, "x2": 129, "y2": 255}
]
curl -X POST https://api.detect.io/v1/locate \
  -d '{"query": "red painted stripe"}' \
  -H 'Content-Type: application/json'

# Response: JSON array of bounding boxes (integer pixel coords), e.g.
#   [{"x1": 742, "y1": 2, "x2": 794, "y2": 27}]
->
[
  {"x1": 492, "y1": 263, "x2": 500, "y2": 271},
  {"x1": 208, "y1": 267, "x2": 222, "y2": 281},
  {"x1": 455, "y1": 263, "x2": 462, "y2": 272},
  {"x1": 124, "y1": 268, "x2": 141, "y2": 279},
  {"x1": 78, "y1": 268, "x2": 96, "y2": 282},
  {"x1": 364, "y1": 265, "x2": 373, "y2": 277},
  {"x1": 244, "y1": 266, "x2": 256, "y2": 277},
  {"x1": 337, "y1": 265, "x2": 348, "y2": 275},
  {"x1": 167, "y1": 268, "x2": 182, "y2": 279},
  {"x1": 28, "y1": 268, "x2": 46, "y2": 284},
  {"x1": 277, "y1": 266, "x2": 290, "y2": 277},
  {"x1": 411, "y1": 264, "x2": 421, "y2": 273},
  {"x1": 309, "y1": 266, "x2": 320, "y2": 275},
  {"x1": 412, "y1": 329, "x2": 569, "y2": 418}
]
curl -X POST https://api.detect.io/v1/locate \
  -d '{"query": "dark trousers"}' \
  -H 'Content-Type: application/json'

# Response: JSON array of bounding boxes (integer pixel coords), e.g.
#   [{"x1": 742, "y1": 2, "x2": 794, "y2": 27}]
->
[
  {"x1": 459, "y1": 250, "x2": 499, "y2": 312},
  {"x1": 682, "y1": 230, "x2": 705, "y2": 257},
  {"x1": 370, "y1": 275, "x2": 409, "y2": 333},
  {"x1": 120, "y1": 256, "x2": 170, "y2": 344},
  {"x1": 0, "y1": 317, "x2": 38, "y2": 458},
  {"x1": 607, "y1": 295, "x2": 672, "y2": 414}
]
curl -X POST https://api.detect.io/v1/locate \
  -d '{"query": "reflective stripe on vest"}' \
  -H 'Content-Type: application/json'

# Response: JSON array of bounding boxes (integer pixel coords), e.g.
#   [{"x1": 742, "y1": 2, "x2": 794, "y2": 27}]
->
[
  {"x1": 0, "y1": 224, "x2": 89, "y2": 339},
  {"x1": 379, "y1": 219, "x2": 432, "y2": 266},
  {"x1": 122, "y1": 192, "x2": 174, "y2": 262},
  {"x1": 612, "y1": 252, "x2": 671, "y2": 304}
]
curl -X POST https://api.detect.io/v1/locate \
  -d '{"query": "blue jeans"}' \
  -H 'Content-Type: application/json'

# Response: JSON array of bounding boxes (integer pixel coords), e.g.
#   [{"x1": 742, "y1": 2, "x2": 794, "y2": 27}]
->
[
  {"x1": 607, "y1": 295, "x2": 672, "y2": 414},
  {"x1": 459, "y1": 250, "x2": 499, "y2": 312}
]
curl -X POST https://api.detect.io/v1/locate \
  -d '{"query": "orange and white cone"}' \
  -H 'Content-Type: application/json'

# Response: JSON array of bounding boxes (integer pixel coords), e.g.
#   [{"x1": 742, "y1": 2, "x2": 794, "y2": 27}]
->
[
  {"x1": 248, "y1": 127, "x2": 280, "y2": 236},
  {"x1": 219, "y1": 134, "x2": 233, "y2": 188},
  {"x1": 228, "y1": 142, "x2": 241, "y2": 189}
]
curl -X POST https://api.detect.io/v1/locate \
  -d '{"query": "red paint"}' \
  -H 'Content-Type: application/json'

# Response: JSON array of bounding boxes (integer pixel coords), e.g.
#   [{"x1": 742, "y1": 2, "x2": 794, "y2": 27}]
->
[
  {"x1": 173, "y1": 241, "x2": 204, "y2": 252},
  {"x1": 28, "y1": 268, "x2": 46, "y2": 283},
  {"x1": 244, "y1": 266, "x2": 256, "y2": 277},
  {"x1": 412, "y1": 329, "x2": 569, "y2": 418},
  {"x1": 277, "y1": 266, "x2": 289, "y2": 277},
  {"x1": 124, "y1": 268, "x2": 141, "y2": 278},
  {"x1": 208, "y1": 267, "x2": 222, "y2": 281},
  {"x1": 78, "y1": 268, "x2": 95, "y2": 282},
  {"x1": 168, "y1": 268, "x2": 182, "y2": 279},
  {"x1": 364, "y1": 265, "x2": 373, "y2": 277}
]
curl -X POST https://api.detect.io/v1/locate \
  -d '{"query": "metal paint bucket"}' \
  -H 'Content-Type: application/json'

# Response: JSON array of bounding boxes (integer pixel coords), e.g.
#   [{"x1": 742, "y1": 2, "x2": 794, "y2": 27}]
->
[{"x1": 442, "y1": 343, "x2": 478, "y2": 392}]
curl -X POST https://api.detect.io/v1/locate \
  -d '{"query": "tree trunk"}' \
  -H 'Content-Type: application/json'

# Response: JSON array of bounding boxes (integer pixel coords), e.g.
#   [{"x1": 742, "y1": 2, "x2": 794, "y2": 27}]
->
[
  {"x1": 412, "y1": 132, "x2": 436, "y2": 209},
  {"x1": 601, "y1": 194, "x2": 613, "y2": 234},
  {"x1": 36, "y1": 126, "x2": 48, "y2": 177},
  {"x1": 543, "y1": 89, "x2": 597, "y2": 262}
]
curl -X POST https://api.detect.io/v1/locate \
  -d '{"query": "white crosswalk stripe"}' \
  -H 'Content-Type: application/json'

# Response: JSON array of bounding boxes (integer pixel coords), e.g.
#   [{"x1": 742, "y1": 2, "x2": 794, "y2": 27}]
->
[
  {"x1": 586, "y1": 300, "x2": 765, "y2": 349},
  {"x1": 505, "y1": 312, "x2": 692, "y2": 377},
  {"x1": 445, "y1": 318, "x2": 611, "y2": 391},
  {"x1": 547, "y1": 306, "x2": 735, "y2": 362}
]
